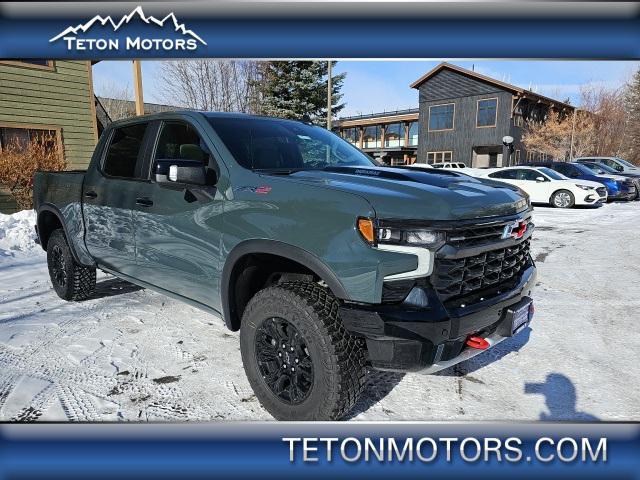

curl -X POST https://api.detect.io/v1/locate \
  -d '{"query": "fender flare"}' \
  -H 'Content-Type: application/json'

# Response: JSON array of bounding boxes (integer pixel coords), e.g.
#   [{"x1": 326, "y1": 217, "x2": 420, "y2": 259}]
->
[
  {"x1": 37, "y1": 203, "x2": 95, "y2": 267},
  {"x1": 221, "y1": 239, "x2": 348, "y2": 330}
]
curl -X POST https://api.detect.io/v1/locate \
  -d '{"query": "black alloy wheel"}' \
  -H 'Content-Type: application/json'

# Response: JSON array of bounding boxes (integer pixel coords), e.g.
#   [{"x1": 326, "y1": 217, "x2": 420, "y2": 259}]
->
[
  {"x1": 50, "y1": 244, "x2": 67, "y2": 288},
  {"x1": 255, "y1": 317, "x2": 314, "y2": 405}
]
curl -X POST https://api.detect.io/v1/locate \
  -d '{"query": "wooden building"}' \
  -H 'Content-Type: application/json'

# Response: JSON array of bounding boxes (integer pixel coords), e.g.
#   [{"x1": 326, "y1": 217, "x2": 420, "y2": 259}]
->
[
  {"x1": 333, "y1": 109, "x2": 420, "y2": 165},
  {"x1": 0, "y1": 60, "x2": 99, "y2": 212},
  {"x1": 411, "y1": 63, "x2": 574, "y2": 167}
]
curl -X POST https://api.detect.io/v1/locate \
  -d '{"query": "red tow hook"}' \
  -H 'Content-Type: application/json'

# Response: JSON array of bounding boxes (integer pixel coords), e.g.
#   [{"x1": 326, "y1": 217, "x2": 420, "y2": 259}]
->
[{"x1": 466, "y1": 336, "x2": 490, "y2": 350}]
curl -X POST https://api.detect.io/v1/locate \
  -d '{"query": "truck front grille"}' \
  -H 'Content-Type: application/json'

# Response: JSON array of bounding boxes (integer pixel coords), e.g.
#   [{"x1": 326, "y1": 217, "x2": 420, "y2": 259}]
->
[
  {"x1": 432, "y1": 239, "x2": 532, "y2": 302},
  {"x1": 446, "y1": 223, "x2": 508, "y2": 248}
]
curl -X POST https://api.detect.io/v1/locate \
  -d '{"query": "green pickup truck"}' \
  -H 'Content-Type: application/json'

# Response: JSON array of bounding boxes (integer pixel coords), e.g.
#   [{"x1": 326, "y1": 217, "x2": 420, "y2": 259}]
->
[{"x1": 33, "y1": 112, "x2": 536, "y2": 420}]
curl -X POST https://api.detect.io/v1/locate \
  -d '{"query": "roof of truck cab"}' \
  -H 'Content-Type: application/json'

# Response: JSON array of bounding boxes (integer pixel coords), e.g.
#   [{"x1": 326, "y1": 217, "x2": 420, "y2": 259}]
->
[{"x1": 107, "y1": 111, "x2": 313, "y2": 127}]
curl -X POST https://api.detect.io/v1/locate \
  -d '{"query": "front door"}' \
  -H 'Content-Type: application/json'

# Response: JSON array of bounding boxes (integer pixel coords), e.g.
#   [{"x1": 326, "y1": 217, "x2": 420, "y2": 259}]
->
[
  {"x1": 83, "y1": 121, "x2": 151, "y2": 277},
  {"x1": 131, "y1": 120, "x2": 226, "y2": 311}
]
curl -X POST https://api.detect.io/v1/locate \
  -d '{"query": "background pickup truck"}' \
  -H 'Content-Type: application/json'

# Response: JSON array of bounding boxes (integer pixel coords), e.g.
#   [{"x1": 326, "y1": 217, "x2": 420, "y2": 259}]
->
[{"x1": 34, "y1": 111, "x2": 536, "y2": 421}]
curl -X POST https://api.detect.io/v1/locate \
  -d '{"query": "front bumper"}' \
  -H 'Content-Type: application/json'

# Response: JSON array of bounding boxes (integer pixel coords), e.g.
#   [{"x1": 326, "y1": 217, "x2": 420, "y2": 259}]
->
[
  {"x1": 340, "y1": 265, "x2": 536, "y2": 373},
  {"x1": 609, "y1": 186, "x2": 637, "y2": 201}
]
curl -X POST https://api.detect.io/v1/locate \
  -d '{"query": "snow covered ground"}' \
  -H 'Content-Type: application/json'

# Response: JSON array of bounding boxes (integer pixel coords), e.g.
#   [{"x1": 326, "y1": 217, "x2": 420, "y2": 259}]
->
[{"x1": 0, "y1": 203, "x2": 638, "y2": 422}]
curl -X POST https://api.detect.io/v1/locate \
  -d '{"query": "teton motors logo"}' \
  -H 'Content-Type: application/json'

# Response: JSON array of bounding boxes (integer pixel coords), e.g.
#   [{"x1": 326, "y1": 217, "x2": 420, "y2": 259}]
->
[{"x1": 49, "y1": 6, "x2": 206, "y2": 51}]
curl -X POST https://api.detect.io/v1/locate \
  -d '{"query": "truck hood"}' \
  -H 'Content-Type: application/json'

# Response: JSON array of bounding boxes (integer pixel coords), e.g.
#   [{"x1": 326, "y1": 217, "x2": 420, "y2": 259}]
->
[{"x1": 282, "y1": 166, "x2": 529, "y2": 221}]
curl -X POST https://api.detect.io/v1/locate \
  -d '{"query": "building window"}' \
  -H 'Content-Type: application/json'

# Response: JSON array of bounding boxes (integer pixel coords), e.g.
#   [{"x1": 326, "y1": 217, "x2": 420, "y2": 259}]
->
[
  {"x1": 0, "y1": 60, "x2": 55, "y2": 71},
  {"x1": 476, "y1": 98, "x2": 498, "y2": 128},
  {"x1": 0, "y1": 125, "x2": 61, "y2": 158},
  {"x1": 428, "y1": 103, "x2": 455, "y2": 131},
  {"x1": 426, "y1": 151, "x2": 453, "y2": 164},
  {"x1": 408, "y1": 122, "x2": 418, "y2": 146},
  {"x1": 384, "y1": 123, "x2": 404, "y2": 148},
  {"x1": 514, "y1": 149, "x2": 521, "y2": 164},
  {"x1": 341, "y1": 127, "x2": 359, "y2": 145},
  {"x1": 363, "y1": 125, "x2": 381, "y2": 149}
]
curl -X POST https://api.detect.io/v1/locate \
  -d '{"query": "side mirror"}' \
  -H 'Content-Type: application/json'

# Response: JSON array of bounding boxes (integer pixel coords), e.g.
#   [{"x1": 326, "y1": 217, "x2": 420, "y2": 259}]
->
[
  {"x1": 536, "y1": 176, "x2": 546, "y2": 182},
  {"x1": 154, "y1": 159, "x2": 208, "y2": 187},
  {"x1": 615, "y1": 165, "x2": 624, "y2": 172}
]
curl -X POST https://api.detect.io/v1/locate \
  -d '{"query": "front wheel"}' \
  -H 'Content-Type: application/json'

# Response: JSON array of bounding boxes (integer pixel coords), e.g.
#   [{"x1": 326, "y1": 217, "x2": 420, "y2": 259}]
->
[
  {"x1": 240, "y1": 282, "x2": 366, "y2": 420},
  {"x1": 47, "y1": 229, "x2": 96, "y2": 301},
  {"x1": 551, "y1": 190, "x2": 575, "y2": 208}
]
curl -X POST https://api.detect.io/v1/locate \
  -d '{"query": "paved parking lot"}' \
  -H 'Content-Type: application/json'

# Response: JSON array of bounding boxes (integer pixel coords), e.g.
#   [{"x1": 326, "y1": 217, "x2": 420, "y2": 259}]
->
[{"x1": 0, "y1": 203, "x2": 638, "y2": 421}]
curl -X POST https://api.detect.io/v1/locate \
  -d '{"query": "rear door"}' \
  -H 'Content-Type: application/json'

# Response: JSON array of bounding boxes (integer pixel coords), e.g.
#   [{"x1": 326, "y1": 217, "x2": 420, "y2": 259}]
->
[
  {"x1": 131, "y1": 118, "x2": 225, "y2": 310},
  {"x1": 83, "y1": 121, "x2": 151, "y2": 276}
]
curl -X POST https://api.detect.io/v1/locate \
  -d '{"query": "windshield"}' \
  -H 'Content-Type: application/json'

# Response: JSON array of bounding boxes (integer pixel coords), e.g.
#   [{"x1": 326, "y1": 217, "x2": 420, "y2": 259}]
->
[
  {"x1": 572, "y1": 163, "x2": 595, "y2": 175},
  {"x1": 615, "y1": 158, "x2": 638, "y2": 168},
  {"x1": 583, "y1": 162, "x2": 616, "y2": 174},
  {"x1": 538, "y1": 167, "x2": 566, "y2": 180},
  {"x1": 206, "y1": 116, "x2": 377, "y2": 171}
]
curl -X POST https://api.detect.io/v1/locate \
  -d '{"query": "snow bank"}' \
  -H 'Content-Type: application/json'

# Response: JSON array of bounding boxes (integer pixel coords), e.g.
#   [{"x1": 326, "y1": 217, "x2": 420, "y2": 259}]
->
[{"x1": 0, "y1": 210, "x2": 38, "y2": 256}]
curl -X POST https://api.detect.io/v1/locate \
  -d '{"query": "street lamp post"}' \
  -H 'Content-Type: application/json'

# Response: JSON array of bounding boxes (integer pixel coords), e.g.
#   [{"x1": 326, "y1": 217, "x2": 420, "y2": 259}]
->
[{"x1": 503, "y1": 135, "x2": 514, "y2": 166}]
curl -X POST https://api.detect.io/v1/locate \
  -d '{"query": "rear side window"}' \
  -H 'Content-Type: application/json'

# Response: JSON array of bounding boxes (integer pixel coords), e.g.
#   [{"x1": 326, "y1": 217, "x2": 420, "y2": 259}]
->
[
  {"x1": 103, "y1": 123, "x2": 148, "y2": 178},
  {"x1": 489, "y1": 170, "x2": 517, "y2": 179}
]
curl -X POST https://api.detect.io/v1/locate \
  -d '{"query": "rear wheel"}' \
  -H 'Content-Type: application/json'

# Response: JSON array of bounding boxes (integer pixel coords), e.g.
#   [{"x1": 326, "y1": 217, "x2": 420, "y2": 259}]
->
[
  {"x1": 47, "y1": 229, "x2": 96, "y2": 301},
  {"x1": 240, "y1": 281, "x2": 366, "y2": 420},
  {"x1": 551, "y1": 190, "x2": 575, "y2": 208}
]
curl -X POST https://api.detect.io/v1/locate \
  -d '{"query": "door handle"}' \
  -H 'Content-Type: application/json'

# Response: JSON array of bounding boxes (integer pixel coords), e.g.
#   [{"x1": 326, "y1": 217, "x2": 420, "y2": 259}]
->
[
  {"x1": 84, "y1": 190, "x2": 98, "y2": 199},
  {"x1": 136, "y1": 197, "x2": 154, "y2": 207}
]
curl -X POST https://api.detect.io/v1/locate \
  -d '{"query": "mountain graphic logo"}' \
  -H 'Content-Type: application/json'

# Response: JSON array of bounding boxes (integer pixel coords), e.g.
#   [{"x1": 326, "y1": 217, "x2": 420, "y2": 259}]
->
[{"x1": 50, "y1": 6, "x2": 206, "y2": 51}]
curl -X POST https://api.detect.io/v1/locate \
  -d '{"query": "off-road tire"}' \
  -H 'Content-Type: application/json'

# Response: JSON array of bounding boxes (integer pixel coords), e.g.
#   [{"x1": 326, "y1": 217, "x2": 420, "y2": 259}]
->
[
  {"x1": 47, "y1": 229, "x2": 96, "y2": 301},
  {"x1": 240, "y1": 281, "x2": 366, "y2": 421},
  {"x1": 551, "y1": 189, "x2": 575, "y2": 209}
]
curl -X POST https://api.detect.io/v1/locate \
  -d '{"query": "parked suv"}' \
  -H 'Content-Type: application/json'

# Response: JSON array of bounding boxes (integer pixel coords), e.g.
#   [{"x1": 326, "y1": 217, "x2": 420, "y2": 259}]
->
[
  {"x1": 576, "y1": 158, "x2": 640, "y2": 200},
  {"x1": 525, "y1": 161, "x2": 637, "y2": 201},
  {"x1": 576, "y1": 156, "x2": 640, "y2": 175},
  {"x1": 34, "y1": 112, "x2": 536, "y2": 420}
]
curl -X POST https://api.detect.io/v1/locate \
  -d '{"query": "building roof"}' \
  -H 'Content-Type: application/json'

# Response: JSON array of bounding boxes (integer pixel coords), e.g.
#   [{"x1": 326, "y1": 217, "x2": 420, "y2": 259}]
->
[
  {"x1": 335, "y1": 108, "x2": 419, "y2": 127},
  {"x1": 410, "y1": 62, "x2": 574, "y2": 110}
]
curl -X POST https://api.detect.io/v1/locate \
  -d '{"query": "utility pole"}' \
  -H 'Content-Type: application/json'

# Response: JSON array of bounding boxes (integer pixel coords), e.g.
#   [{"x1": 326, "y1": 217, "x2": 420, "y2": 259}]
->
[
  {"x1": 132, "y1": 60, "x2": 144, "y2": 116},
  {"x1": 569, "y1": 108, "x2": 577, "y2": 160},
  {"x1": 327, "y1": 60, "x2": 332, "y2": 130}
]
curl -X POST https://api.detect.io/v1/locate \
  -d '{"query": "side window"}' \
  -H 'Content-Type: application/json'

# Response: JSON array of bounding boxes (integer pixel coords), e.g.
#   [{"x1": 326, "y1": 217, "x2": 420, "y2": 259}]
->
[
  {"x1": 155, "y1": 122, "x2": 211, "y2": 166},
  {"x1": 489, "y1": 170, "x2": 517, "y2": 179},
  {"x1": 103, "y1": 123, "x2": 148, "y2": 178},
  {"x1": 520, "y1": 170, "x2": 542, "y2": 181},
  {"x1": 553, "y1": 164, "x2": 571, "y2": 177}
]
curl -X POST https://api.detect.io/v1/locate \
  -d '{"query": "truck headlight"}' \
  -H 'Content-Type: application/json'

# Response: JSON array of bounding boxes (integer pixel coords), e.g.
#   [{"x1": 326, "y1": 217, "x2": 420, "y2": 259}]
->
[{"x1": 358, "y1": 218, "x2": 445, "y2": 249}]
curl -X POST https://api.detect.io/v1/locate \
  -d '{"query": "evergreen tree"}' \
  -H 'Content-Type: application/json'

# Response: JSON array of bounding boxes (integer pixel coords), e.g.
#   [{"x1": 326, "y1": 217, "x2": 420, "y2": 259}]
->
[
  {"x1": 624, "y1": 68, "x2": 640, "y2": 165},
  {"x1": 260, "y1": 61, "x2": 345, "y2": 124}
]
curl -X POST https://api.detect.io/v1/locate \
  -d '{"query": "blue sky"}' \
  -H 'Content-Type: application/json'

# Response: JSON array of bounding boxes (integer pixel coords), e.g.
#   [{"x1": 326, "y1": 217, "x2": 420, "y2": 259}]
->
[{"x1": 93, "y1": 60, "x2": 639, "y2": 117}]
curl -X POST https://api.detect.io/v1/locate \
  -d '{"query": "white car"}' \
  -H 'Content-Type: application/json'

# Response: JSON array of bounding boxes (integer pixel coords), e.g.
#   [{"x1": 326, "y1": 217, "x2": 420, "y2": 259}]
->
[
  {"x1": 480, "y1": 166, "x2": 607, "y2": 208},
  {"x1": 431, "y1": 162, "x2": 467, "y2": 169}
]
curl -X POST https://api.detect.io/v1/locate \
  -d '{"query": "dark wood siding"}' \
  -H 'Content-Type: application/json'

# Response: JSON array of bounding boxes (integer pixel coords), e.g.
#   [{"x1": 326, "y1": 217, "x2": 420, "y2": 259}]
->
[
  {"x1": 418, "y1": 69, "x2": 504, "y2": 103},
  {"x1": 417, "y1": 70, "x2": 514, "y2": 165}
]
